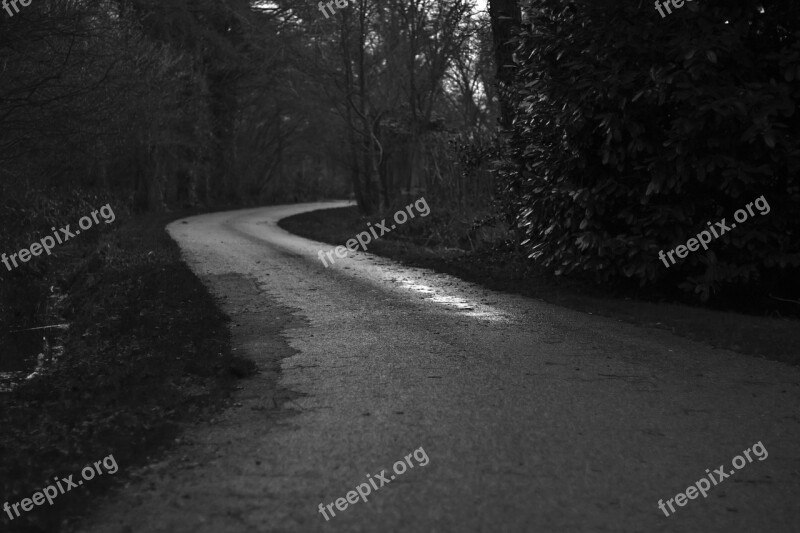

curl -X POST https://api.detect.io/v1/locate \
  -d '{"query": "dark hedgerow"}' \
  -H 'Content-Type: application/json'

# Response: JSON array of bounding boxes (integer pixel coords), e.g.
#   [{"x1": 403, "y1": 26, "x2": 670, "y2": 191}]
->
[{"x1": 496, "y1": 0, "x2": 800, "y2": 301}]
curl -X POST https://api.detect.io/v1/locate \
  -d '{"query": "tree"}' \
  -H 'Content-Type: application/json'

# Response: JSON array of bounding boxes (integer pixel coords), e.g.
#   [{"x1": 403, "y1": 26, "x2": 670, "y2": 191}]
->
[{"x1": 487, "y1": 0, "x2": 521, "y2": 130}]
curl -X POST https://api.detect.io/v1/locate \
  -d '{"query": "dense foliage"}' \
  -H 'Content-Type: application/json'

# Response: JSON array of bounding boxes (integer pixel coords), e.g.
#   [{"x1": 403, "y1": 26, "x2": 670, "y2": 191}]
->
[{"x1": 496, "y1": 0, "x2": 800, "y2": 299}]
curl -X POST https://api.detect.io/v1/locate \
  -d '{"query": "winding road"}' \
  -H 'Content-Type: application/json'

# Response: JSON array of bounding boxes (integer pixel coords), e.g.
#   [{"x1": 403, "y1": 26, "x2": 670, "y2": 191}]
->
[{"x1": 77, "y1": 202, "x2": 800, "y2": 533}]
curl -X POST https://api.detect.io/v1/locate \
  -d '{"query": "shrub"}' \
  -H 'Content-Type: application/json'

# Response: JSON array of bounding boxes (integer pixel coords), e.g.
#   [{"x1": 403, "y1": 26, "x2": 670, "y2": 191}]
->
[{"x1": 497, "y1": 0, "x2": 800, "y2": 300}]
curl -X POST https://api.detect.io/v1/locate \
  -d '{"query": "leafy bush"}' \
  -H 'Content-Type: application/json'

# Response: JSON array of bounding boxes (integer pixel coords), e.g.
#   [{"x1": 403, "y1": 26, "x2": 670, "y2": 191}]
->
[
  {"x1": 496, "y1": 0, "x2": 800, "y2": 300},
  {"x1": 0, "y1": 184, "x2": 126, "y2": 331}
]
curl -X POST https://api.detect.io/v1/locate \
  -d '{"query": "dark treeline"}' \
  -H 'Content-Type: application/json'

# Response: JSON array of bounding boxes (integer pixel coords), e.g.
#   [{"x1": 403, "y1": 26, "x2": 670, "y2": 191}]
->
[
  {"x1": 0, "y1": 0, "x2": 496, "y2": 207},
  {"x1": 1, "y1": 0, "x2": 799, "y2": 302},
  {"x1": 1, "y1": 0, "x2": 301, "y2": 209}
]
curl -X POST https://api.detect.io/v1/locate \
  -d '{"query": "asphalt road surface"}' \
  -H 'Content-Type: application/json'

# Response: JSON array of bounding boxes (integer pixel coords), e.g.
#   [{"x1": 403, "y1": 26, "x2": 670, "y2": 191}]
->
[{"x1": 77, "y1": 202, "x2": 800, "y2": 533}]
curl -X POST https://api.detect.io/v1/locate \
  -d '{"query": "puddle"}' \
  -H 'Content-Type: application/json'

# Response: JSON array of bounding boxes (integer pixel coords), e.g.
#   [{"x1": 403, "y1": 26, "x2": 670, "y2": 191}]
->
[{"x1": 396, "y1": 280, "x2": 508, "y2": 321}]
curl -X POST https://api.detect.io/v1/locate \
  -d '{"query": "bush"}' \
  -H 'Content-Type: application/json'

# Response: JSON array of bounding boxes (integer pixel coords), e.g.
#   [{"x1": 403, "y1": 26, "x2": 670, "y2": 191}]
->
[
  {"x1": 497, "y1": 0, "x2": 800, "y2": 300},
  {"x1": 0, "y1": 184, "x2": 126, "y2": 330}
]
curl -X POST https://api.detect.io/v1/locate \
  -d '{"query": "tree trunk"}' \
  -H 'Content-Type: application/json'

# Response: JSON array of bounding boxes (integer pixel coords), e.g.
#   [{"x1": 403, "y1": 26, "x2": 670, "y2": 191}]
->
[{"x1": 488, "y1": 0, "x2": 522, "y2": 130}]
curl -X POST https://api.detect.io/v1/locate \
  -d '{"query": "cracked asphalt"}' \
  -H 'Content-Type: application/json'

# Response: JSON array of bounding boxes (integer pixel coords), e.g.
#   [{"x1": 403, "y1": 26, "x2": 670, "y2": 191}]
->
[{"x1": 76, "y1": 202, "x2": 800, "y2": 533}]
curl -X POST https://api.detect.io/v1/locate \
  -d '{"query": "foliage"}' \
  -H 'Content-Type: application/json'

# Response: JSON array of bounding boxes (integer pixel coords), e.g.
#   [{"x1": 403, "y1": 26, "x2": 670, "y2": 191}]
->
[
  {"x1": 496, "y1": 0, "x2": 800, "y2": 300},
  {"x1": 0, "y1": 183, "x2": 125, "y2": 344},
  {"x1": 0, "y1": 0, "x2": 274, "y2": 210},
  {"x1": 0, "y1": 213, "x2": 251, "y2": 532},
  {"x1": 274, "y1": 0, "x2": 496, "y2": 213}
]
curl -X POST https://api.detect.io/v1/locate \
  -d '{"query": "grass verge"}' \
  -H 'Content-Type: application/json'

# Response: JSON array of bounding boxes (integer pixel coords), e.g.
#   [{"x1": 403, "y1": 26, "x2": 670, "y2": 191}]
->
[
  {"x1": 0, "y1": 210, "x2": 255, "y2": 533},
  {"x1": 280, "y1": 206, "x2": 800, "y2": 366}
]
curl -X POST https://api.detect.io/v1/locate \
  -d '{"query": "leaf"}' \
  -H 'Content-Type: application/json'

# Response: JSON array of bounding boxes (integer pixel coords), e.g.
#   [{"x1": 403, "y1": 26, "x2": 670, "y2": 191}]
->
[{"x1": 763, "y1": 131, "x2": 776, "y2": 148}]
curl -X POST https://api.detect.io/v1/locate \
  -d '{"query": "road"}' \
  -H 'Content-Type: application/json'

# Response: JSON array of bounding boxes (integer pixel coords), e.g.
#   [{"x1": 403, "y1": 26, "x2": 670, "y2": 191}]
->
[{"x1": 77, "y1": 202, "x2": 800, "y2": 533}]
